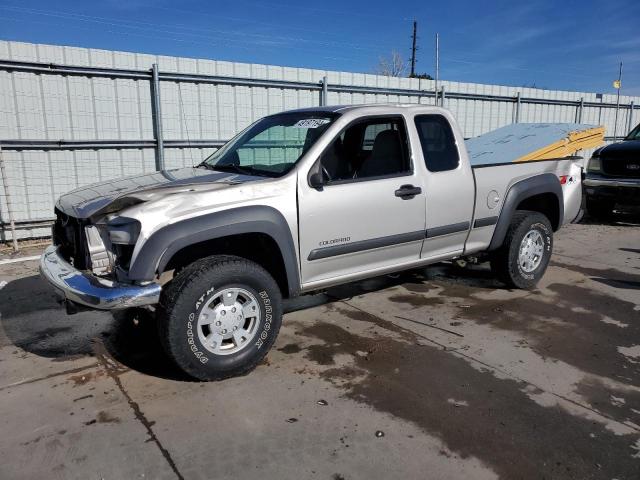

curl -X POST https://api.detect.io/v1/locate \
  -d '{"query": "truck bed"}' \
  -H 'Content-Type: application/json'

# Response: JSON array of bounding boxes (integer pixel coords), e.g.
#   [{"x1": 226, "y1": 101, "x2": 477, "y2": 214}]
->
[
  {"x1": 464, "y1": 157, "x2": 584, "y2": 255},
  {"x1": 465, "y1": 123, "x2": 604, "y2": 166}
]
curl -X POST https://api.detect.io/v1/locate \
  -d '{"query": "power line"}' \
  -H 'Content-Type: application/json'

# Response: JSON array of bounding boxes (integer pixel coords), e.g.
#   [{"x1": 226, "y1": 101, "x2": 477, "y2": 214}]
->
[
  {"x1": 3, "y1": 4, "x2": 621, "y2": 90},
  {"x1": 226, "y1": 0, "x2": 413, "y2": 22},
  {"x1": 150, "y1": 5, "x2": 405, "y2": 45},
  {"x1": 0, "y1": 14, "x2": 368, "y2": 64},
  {"x1": 0, "y1": 5, "x2": 398, "y2": 55},
  {"x1": 0, "y1": 12, "x2": 384, "y2": 65}
]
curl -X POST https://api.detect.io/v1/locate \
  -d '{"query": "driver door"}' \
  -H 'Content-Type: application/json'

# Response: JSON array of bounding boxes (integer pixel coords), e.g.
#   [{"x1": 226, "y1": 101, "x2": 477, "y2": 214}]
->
[{"x1": 297, "y1": 115, "x2": 426, "y2": 288}]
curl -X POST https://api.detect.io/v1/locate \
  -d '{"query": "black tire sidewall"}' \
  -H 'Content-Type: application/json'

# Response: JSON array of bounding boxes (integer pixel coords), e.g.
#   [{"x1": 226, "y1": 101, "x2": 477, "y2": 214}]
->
[
  {"x1": 509, "y1": 215, "x2": 552, "y2": 287},
  {"x1": 163, "y1": 260, "x2": 282, "y2": 379}
]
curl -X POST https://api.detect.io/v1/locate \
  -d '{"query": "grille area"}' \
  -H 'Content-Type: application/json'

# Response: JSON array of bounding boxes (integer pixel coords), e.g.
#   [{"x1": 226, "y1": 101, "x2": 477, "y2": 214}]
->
[
  {"x1": 601, "y1": 156, "x2": 640, "y2": 178},
  {"x1": 52, "y1": 208, "x2": 90, "y2": 270}
]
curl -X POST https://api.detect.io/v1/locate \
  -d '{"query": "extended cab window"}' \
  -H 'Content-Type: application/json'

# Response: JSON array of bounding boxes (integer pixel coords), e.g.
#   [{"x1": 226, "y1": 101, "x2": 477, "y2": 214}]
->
[
  {"x1": 414, "y1": 115, "x2": 459, "y2": 172},
  {"x1": 320, "y1": 117, "x2": 410, "y2": 182}
]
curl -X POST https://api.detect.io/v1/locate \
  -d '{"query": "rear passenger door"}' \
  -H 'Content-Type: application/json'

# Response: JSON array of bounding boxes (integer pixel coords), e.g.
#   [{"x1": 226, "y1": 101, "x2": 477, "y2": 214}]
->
[
  {"x1": 413, "y1": 114, "x2": 475, "y2": 260},
  {"x1": 298, "y1": 115, "x2": 427, "y2": 287}
]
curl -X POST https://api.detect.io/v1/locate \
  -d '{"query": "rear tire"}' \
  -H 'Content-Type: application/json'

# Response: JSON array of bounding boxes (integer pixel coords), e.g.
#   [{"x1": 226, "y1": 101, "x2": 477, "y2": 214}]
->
[
  {"x1": 158, "y1": 255, "x2": 282, "y2": 381},
  {"x1": 490, "y1": 211, "x2": 553, "y2": 289},
  {"x1": 585, "y1": 196, "x2": 615, "y2": 220}
]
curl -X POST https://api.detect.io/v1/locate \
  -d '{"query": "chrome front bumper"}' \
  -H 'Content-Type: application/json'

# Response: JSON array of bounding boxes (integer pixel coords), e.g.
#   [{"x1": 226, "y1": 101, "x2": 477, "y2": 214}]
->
[
  {"x1": 39, "y1": 245, "x2": 161, "y2": 310},
  {"x1": 584, "y1": 177, "x2": 640, "y2": 188}
]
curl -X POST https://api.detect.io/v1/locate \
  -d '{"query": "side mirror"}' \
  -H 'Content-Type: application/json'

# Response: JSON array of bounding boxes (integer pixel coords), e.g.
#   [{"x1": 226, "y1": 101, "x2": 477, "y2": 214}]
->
[{"x1": 309, "y1": 172, "x2": 324, "y2": 190}]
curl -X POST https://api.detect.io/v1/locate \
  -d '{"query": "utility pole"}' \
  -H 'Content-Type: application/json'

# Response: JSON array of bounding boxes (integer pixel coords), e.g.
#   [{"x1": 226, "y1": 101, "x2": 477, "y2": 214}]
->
[
  {"x1": 613, "y1": 61, "x2": 623, "y2": 140},
  {"x1": 435, "y1": 33, "x2": 440, "y2": 106},
  {"x1": 410, "y1": 20, "x2": 417, "y2": 78}
]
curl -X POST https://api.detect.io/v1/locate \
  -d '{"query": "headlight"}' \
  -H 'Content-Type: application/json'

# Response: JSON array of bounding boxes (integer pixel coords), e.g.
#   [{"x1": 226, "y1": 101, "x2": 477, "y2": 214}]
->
[
  {"x1": 106, "y1": 217, "x2": 141, "y2": 245},
  {"x1": 587, "y1": 156, "x2": 601, "y2": 173}
]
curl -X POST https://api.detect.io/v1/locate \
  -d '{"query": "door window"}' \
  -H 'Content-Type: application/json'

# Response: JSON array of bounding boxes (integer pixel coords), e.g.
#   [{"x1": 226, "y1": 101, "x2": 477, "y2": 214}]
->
[{"x1": 319, "y1": 117, "x2": 411, "y2": 182}]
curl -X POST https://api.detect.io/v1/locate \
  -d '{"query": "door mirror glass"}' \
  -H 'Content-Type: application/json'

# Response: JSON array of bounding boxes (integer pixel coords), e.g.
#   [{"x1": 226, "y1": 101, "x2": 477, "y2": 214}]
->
[{"x1": 309, "y1": 171, "x2": 324, "y2": 190}]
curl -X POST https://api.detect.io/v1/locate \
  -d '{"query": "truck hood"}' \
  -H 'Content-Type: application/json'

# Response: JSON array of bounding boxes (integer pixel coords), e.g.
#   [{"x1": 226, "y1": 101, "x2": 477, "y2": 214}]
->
[
  {"x1": 595, "y1": 139, "x2": 640, "y2": 159},
  {"x1": 56, "y1": 167, "x2": 263, "y2": 219}
]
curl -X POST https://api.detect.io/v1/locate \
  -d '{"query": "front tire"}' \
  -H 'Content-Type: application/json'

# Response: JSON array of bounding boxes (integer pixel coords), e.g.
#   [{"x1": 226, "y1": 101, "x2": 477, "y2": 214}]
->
[
  {"x1": 490, "y1": 211, "x2": 553, "y2": 289},
  {"x1": 158, "y1": 255, "x2": 282, "y2": 381}
]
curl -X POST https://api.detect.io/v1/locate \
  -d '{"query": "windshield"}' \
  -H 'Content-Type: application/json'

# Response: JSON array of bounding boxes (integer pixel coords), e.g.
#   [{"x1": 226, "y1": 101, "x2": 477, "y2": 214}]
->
[
  {"x1": 202, "y1": 112, "x2": 338, "y2": 177},
  {"x1": 625, "y1": 122, "x2": 640, "y2": 141}
]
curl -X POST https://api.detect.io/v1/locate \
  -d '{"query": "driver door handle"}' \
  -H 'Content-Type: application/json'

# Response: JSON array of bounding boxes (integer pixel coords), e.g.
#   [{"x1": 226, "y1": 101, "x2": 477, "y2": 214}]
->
[{"x1": 395, "y1": 184, "x2": 422, "y2": 199}]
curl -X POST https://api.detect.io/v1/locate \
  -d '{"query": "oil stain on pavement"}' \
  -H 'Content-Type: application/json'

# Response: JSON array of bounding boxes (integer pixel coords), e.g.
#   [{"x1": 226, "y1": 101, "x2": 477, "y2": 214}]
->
[
  {"x1": 292, "y1": 260, "x2": 640, "y2": 480},
  {"x1": 298, "y1": 305, "x2": 640, "y2": 479}
]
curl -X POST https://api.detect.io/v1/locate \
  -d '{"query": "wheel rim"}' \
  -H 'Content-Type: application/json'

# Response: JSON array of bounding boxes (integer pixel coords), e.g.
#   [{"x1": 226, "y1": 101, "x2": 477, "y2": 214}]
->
[
  {"x1": 196, "y1": 287, "x2": 260, "y2": 355},
  {"x1": 518, "y1": 229, "x2": 545, "y2": 273}
]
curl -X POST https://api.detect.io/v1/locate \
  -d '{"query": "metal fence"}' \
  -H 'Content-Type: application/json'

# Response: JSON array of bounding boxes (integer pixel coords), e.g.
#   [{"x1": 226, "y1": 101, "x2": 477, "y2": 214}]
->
[{"x1": 1, "y1": 40, "x2": 639, "y2": 244}]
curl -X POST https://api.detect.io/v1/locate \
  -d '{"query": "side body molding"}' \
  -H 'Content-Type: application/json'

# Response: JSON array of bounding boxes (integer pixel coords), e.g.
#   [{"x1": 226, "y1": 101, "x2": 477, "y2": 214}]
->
[
  {"x1": 488, "y1": 173, "x2": 563, "y2": 251},
  {"x1": 127, "y1": 206, "x2": 300, "y2": 296}
]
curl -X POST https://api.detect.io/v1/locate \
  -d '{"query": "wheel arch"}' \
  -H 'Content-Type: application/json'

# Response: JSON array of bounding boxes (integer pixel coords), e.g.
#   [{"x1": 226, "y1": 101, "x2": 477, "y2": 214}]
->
[
  {"x1": 128, "y1": 206, "x2": 300, "y2": 297},
  {"x1": 488, "y1": 173, "x2": 563, "y2": 251}
]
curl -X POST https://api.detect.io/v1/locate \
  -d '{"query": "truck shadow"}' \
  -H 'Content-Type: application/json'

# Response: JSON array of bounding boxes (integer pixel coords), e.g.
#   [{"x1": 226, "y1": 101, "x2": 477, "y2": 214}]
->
[
  {"x1": 0, "y1": 264, "x2": 501, "y2": 381},
  {"x1": 580, "y1": 205, "x2": 640, "y2": 227},
  {"x1": 286, "y1": 263, "x2": 502, "y2": 312},
  {"x1": 0, "y1": 274, "x2": 189, "y2": 381}
]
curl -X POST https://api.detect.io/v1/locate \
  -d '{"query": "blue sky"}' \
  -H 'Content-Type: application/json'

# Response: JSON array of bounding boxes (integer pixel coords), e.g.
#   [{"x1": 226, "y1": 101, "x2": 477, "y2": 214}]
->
[{"x1": 0, "y1": 0, "x2": 638, "y2": 95}]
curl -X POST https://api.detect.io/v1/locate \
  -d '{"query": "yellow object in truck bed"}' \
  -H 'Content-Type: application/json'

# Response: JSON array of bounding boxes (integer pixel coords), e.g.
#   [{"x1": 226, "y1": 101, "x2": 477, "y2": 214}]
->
[
  {"x1": 514, "y1": 125, "x2": 605, "y2": 162},
  {"x1": 465, "y1": 123, "x2": 605, "y2": 166}
]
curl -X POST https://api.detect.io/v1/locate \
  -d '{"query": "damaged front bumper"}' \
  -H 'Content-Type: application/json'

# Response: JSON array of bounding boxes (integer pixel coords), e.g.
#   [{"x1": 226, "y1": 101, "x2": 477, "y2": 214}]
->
[{"x1": 39, "y1": 245, "x2": 161, "y2": 311}]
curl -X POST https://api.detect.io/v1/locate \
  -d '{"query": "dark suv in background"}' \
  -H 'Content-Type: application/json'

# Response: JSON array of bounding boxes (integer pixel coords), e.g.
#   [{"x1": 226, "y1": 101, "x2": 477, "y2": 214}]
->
[{"x1": 584, "y1": 122, "x2": 640, "y2": 218}]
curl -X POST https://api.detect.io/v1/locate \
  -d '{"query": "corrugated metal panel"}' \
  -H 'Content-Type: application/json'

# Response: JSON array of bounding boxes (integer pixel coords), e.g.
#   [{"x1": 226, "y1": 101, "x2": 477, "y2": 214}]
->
[{"x1": 0, "y1": 39, "x2": 639, "y2": 240}]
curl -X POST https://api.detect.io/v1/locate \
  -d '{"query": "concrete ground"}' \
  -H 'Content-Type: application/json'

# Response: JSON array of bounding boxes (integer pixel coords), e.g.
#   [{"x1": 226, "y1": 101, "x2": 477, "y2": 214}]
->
[{"x1": 0, "y1": 212, "x2": 639, "y2": 480}]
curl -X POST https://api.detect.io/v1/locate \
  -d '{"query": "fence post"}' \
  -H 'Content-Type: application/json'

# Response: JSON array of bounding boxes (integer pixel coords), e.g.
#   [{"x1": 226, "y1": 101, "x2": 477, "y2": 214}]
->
[
  {"x1": 440, "y1": 85, "x2": 446, "y2": 107},
  {"x1": 614, "y1": 94, "x2": 621, "y2": 140},
  {"x1": 628, "y1": 101, "x2": 635, "y2": 133},
  {"x1": 597, "y1": 94, "x2": 603, "y2": 125},
  {"x1": 514, "y1": 93, "x2": 521, "y2": 123},
  {"x1": 321, "y1": 76, "x2": 328, "y2": 106},
  {"x1": 0, "y1": 147, "x2": 19, "y2": 252},
  {"x1": 576, "y1": 97, "x2": 584, "y2": 123},
  {"x1": 151, "y1": 63, "x2": 165, "y2": 171}
]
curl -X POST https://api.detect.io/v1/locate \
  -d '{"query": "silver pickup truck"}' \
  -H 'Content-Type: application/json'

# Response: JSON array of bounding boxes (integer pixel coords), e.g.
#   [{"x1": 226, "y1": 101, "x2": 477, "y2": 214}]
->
[{"x1": 40, "y1": 105, "x2": 583, "y2": 380}]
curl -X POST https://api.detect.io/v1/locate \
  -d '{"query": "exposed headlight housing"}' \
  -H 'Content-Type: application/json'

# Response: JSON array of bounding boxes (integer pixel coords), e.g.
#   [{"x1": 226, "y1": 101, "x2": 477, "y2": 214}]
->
[
  {"x1": 106, "y1": 217, "x2": 141, "y2": 245},
  {"x1": 106, "y1": 217, "x2": 141, "y2": 275},
  {"x1": 85, "y1": 225, "x2": 114, "y2": 275},
  {"x1": 85, "y1": 217, "x2": 141, "y2": 276}
]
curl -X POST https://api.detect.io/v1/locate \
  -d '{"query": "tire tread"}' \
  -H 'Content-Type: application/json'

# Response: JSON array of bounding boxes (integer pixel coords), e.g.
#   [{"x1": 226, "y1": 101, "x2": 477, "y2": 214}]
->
[
  {"x1": 157, "y1": 255, "x2": 282, "y2": 381},
  {"x1": 491, "y1": 210, "x2": 552, "y2": 289}
]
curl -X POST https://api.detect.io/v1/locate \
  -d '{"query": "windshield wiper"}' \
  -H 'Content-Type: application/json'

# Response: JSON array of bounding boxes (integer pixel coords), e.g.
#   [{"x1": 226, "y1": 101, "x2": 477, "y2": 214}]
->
[
  {"x1": 208, "y1": 164, "x2": 264, "y2": 176},
  {"x1": 197, "y1": 162, "x2": 216, "y2": 170}
]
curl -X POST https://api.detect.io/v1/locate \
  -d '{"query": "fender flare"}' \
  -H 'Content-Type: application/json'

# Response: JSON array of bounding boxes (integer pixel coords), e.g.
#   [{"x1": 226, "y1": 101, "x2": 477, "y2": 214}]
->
[
  {"x1": 127, "y1": 206, "x2": 300, "y2": 296},
  {"x1": 488, "y1": 173, "x2": 563, "y2": 251}
]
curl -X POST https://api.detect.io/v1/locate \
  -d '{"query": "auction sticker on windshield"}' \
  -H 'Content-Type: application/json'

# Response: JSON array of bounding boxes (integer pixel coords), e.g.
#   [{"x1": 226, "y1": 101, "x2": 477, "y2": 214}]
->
[{"x1": 293, "y1": 118, "x2": 330, "y2": 128}]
